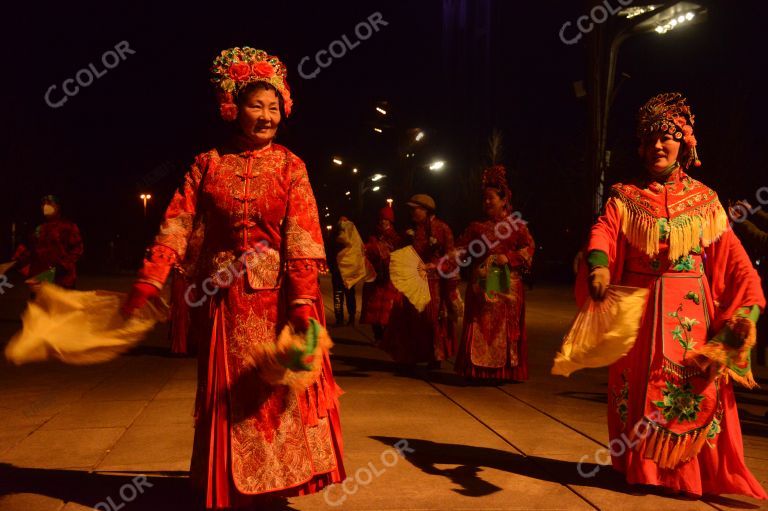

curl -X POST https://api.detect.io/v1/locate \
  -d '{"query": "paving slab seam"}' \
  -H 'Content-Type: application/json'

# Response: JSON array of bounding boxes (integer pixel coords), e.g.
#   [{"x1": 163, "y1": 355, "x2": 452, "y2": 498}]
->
[
  {"x1": 495, "y1": 386, "x2": 608, "y2": 450},
  {"x1": 2, "y1": 370, "x2": 118, "y2": 456},
  {"x1": 89, "y1": 372, "x2": 171, "y2": 470},
  {"x1": 424, "y1": 379, "x2": 602, "y2": 511}
]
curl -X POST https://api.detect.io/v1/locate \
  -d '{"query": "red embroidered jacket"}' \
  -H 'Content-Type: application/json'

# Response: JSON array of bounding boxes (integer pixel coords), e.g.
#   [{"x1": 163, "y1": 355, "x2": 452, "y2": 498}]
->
[
  {"x1": 138, "y1": 144, "x2": 326, "y2": 303},
  {"x1": 13, "y1": 217, "x2": 83, "y2": 288}
]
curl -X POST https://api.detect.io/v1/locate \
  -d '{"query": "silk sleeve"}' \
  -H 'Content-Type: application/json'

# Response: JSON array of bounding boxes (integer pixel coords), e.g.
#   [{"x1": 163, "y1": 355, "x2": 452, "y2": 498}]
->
[
  {"x1": 137, "y1": 154, "x2": 207, "y2": 288},
  {"x1": 282, "y1": 156, "x2": 326, "y2": 303},
  {"x1": 704, "y1": 228, "x2": 766, "y2": 330}
]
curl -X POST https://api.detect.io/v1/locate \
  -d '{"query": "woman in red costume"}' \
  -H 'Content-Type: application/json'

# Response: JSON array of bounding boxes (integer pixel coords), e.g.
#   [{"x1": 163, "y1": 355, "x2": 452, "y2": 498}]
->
[
  {"x1": 453, "y1": 166, "x2": 534, "y2": 383},
  {"x1": 121, "y1": 47, "x2": 345, "y2": 509},
  {"x1": 12, "y1": 195, "x2": 83, "y2": 289},
  {"x1": 381, "y1": 194, "x2": 459, "y2": 368},
  {"x1": 360, "y1": 206, "x2": 401, "y2": 343},
  {"x1": 581, "y1": 93, "x2": 766, "y2": 498}
]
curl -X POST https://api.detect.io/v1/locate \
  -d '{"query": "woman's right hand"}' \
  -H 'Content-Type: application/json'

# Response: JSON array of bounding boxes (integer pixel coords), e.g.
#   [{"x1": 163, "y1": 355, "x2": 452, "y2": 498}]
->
[
  {"x1": 589, "y1": 267, "x2": 610, "y2": 301},
  {"x1": 121, "y1": 282, "x2": 160, "y2": 318}
]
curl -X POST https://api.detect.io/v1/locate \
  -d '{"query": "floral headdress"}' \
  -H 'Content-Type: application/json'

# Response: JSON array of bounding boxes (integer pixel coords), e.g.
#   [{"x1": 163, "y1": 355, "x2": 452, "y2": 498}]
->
[
  {"x1": 210, "y1": 47, "x2": 293, "y2": 121},
  {"x1": 637, "y1": 92, "x2": 700, "y2": 168},
  {"x1": 482, "y1": 165, "x2": 512, "y2": 206}
]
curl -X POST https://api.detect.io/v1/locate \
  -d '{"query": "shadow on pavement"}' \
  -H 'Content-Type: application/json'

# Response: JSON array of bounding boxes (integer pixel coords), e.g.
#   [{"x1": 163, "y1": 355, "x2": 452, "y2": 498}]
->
[
  {"x1": 0, "y1": 464, "x2": 299, "y2": 510},
  {"x1": 369, "y1": 437, "x2": 762, "y2": 507}
]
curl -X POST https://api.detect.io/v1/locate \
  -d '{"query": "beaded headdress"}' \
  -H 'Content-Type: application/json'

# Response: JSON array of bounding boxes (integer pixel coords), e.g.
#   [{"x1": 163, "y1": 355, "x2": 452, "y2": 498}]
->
[
  {"x1": 210, "y1": 47, "x2": 293, "y2": 121},
  {"x1": 637, "y1": 92, "x2": 700, "y2": 168},
  {"x1": 482, "y1": 165, "x2": 512, "y2": 205}
]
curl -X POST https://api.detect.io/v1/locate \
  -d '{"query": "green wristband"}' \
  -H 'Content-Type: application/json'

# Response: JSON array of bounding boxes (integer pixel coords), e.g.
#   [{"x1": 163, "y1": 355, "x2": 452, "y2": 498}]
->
[{"x1": 587, "y1": 250, "x2": 609, "y2": 269}]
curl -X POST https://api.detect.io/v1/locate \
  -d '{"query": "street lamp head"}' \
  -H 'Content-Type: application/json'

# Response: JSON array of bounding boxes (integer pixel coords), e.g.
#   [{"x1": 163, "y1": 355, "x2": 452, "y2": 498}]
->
[
  {"x1": 373, "y1": 128, "x2": 383, "y2": 134},
  {"x1": 372, "y1": 186, "x2": 381, "y2": 192},
  {"x1": 376, "y1": 107, "x2": 387, "y2": 115},
  {"x1": 371, "y1": 173, "x2": 386, "y2": 182},
  {"x1": 332, "y1": 158, "x2": 343, "y2": 166},
  {"x1": 415, "y1": 131, "x2": 425, "y2": 142},
  {"x1": 429, "y1": 160, "x2": 445, "y2": 171},
  {"x1": 352, "y1": 168, "x2": 359, "y2": 174}
]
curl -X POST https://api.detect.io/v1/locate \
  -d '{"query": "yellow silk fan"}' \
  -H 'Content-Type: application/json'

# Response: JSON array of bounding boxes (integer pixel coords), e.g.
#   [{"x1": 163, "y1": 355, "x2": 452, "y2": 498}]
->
[
  {"x1": 552, "y1": 285, "x2": 649, "y2": 376},
  {"x1": 389, "y1": 245, "x2": 431, "y2": 312},
  {"x1": 5, "y1": 282, "x2": 168, "y2": 365}
]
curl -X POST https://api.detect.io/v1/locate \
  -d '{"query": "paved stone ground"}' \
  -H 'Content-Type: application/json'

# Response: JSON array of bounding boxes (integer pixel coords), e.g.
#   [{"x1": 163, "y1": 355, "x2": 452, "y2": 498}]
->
[{"x1": 0, "y1": 275, "x2": 766, "y2": 511}]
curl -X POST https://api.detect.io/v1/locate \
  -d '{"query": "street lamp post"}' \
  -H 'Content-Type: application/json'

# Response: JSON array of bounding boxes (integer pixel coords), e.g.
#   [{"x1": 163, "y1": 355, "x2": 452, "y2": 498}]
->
[
  {"x1": 139, "y1": 194, "x2": 152, "y2": 218},
  {"x1": 590, "y1": 1, "x2": 707, "y2": 215}
]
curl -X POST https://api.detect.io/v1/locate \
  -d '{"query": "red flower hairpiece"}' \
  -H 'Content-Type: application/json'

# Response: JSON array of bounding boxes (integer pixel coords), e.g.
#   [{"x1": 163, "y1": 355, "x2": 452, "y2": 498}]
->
[{"x1": 210, "y1": 47, "x2": 293, "y2": 121}]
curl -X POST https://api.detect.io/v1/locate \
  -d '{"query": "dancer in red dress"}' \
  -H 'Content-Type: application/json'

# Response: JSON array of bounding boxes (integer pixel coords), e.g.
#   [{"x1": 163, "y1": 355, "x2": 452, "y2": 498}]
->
[
  {"x1": 453, "y1": 166, "x2": 534, "y2": 382},
  {"x1": 122, "y1": 47, "x2": 345, "y2": 509},
  {"x1": 579, "y1": 93, "x2": 766, "y2": 498},
  {"x1": 12, "y1": 195, "x2": 83, "y2": 289},
  {"x1": 360, "y1": 206, "x2": 401, "y2": 343},
  {"x1": 381, "y1": 194, "x2": 459, "y2": 367}
]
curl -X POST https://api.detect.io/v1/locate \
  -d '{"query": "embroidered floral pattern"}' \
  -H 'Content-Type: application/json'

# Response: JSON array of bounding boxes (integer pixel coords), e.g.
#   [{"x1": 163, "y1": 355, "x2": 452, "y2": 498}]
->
[
  {"x1": 653, "y1": 380, "x2": 705, "y2": 422},
  {"x1": 672, "y1": 254, "x2": 696, "y2": 272},
  {"x1": 613, "y1": 369, "x2": 630, "y2": 428},
  {"x1": 668, "y1": 301, "x2": 700, "y2": 357}
]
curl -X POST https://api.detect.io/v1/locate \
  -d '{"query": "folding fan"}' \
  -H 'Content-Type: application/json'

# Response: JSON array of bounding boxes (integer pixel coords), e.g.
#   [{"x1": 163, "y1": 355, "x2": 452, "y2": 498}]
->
[
  {"x1": 552, "y1": 285, "x2": 649, "y2": 376},
  {"x1": 389, "y1": 245, "x2": 431, "y2": 312}
]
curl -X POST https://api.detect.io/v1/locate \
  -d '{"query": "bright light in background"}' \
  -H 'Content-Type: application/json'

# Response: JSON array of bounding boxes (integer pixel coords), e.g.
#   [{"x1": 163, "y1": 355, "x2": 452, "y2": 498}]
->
[
  {"x1": 326, "y1": 225, "x2": 332, "y2": 231},
  {"x1": 386, "y1": 198, "x2": 393, "y2": 206},
  {"x1": 376, "y1": 107, "x2": 387, "y2": 115},
  {"x1": 415, "y1": 131, "x2": 425, "y2": 142},
  {"x1": 140, "y1": 194, "x2": 152, "y2": 200},
  {"x1": 332, "y1": 158, "x2": 343, "y2": 166},
  {"x1": 654, "y1": 11, "x2": 696, "y2": 33},
  {"x1": 373, "y1": 128, "x2": 383, "y2": 133},
  {"x1": 618, "y1": 5, "x2": 660, "y2": 18},
  {"x1": 352, "y1": 168, "x2": 359, "y2": 174},
  {"x1": 371, "y1": 173, "x2": 385, "y2": 182},
  {"x1": 345, "y1": 191, "x2": 351, "y2": 196},
  {"x1": 372, "y1": 186, "x2": 381, "y2": 192},
  {"x1": 429, "y1": 160, "x2": 445, "y2": 171}
]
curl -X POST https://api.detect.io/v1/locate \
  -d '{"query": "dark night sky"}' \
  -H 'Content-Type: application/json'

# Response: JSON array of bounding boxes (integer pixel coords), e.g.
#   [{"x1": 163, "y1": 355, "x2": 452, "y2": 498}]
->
[{"x1": 1, "y1": 1, "x2": 766, "y2": 278}]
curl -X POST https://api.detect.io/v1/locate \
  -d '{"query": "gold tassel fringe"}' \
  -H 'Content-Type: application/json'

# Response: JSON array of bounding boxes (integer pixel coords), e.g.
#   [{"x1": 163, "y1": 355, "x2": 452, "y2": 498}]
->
[
  {"x1": 612, "y1": 197, "x2": 729, "y2": 261},
  {"x1": 636, "y1": 419, "x2": 718, "y2": 470}
]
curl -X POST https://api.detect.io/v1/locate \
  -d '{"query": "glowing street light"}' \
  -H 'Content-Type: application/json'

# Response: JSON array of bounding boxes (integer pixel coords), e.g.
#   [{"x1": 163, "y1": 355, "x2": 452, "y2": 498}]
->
[
  {"x1": 429, "y1": 160, "x2": 445, "y2": 171},
  {"x1": 139, "y1": 193, "x2": 152, "y2": 217},
  {"x1": 375, "y1": 107, "x2": 387, "y2": 115},
  {"x1": 618, "y1": 5, "x2": 660, "y2": 19},
  {"x1": 415, "y1": 131, "x2": 425, "y2": 142},
  {"x1": 386, "y1": 198, "x2": 394, "y2": 206},
  {"x1": 345, "y1": 190, "x2": 351, "y2": 196},
  {"x1": 332, "y1": 157, "x2": 343, "y2": 166},
  {"x1": 373, "y1": 127, "x2": 383, "y2": 134},
  {"x1": 326, "y1": 224, "x2": 333, "y2": 231},
  {"x1": 372, "y1": 186, "x2": 381, "y2": 192},
  {"x1": 371, "y1": 173, "x2": 385, "y2": 182}
]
